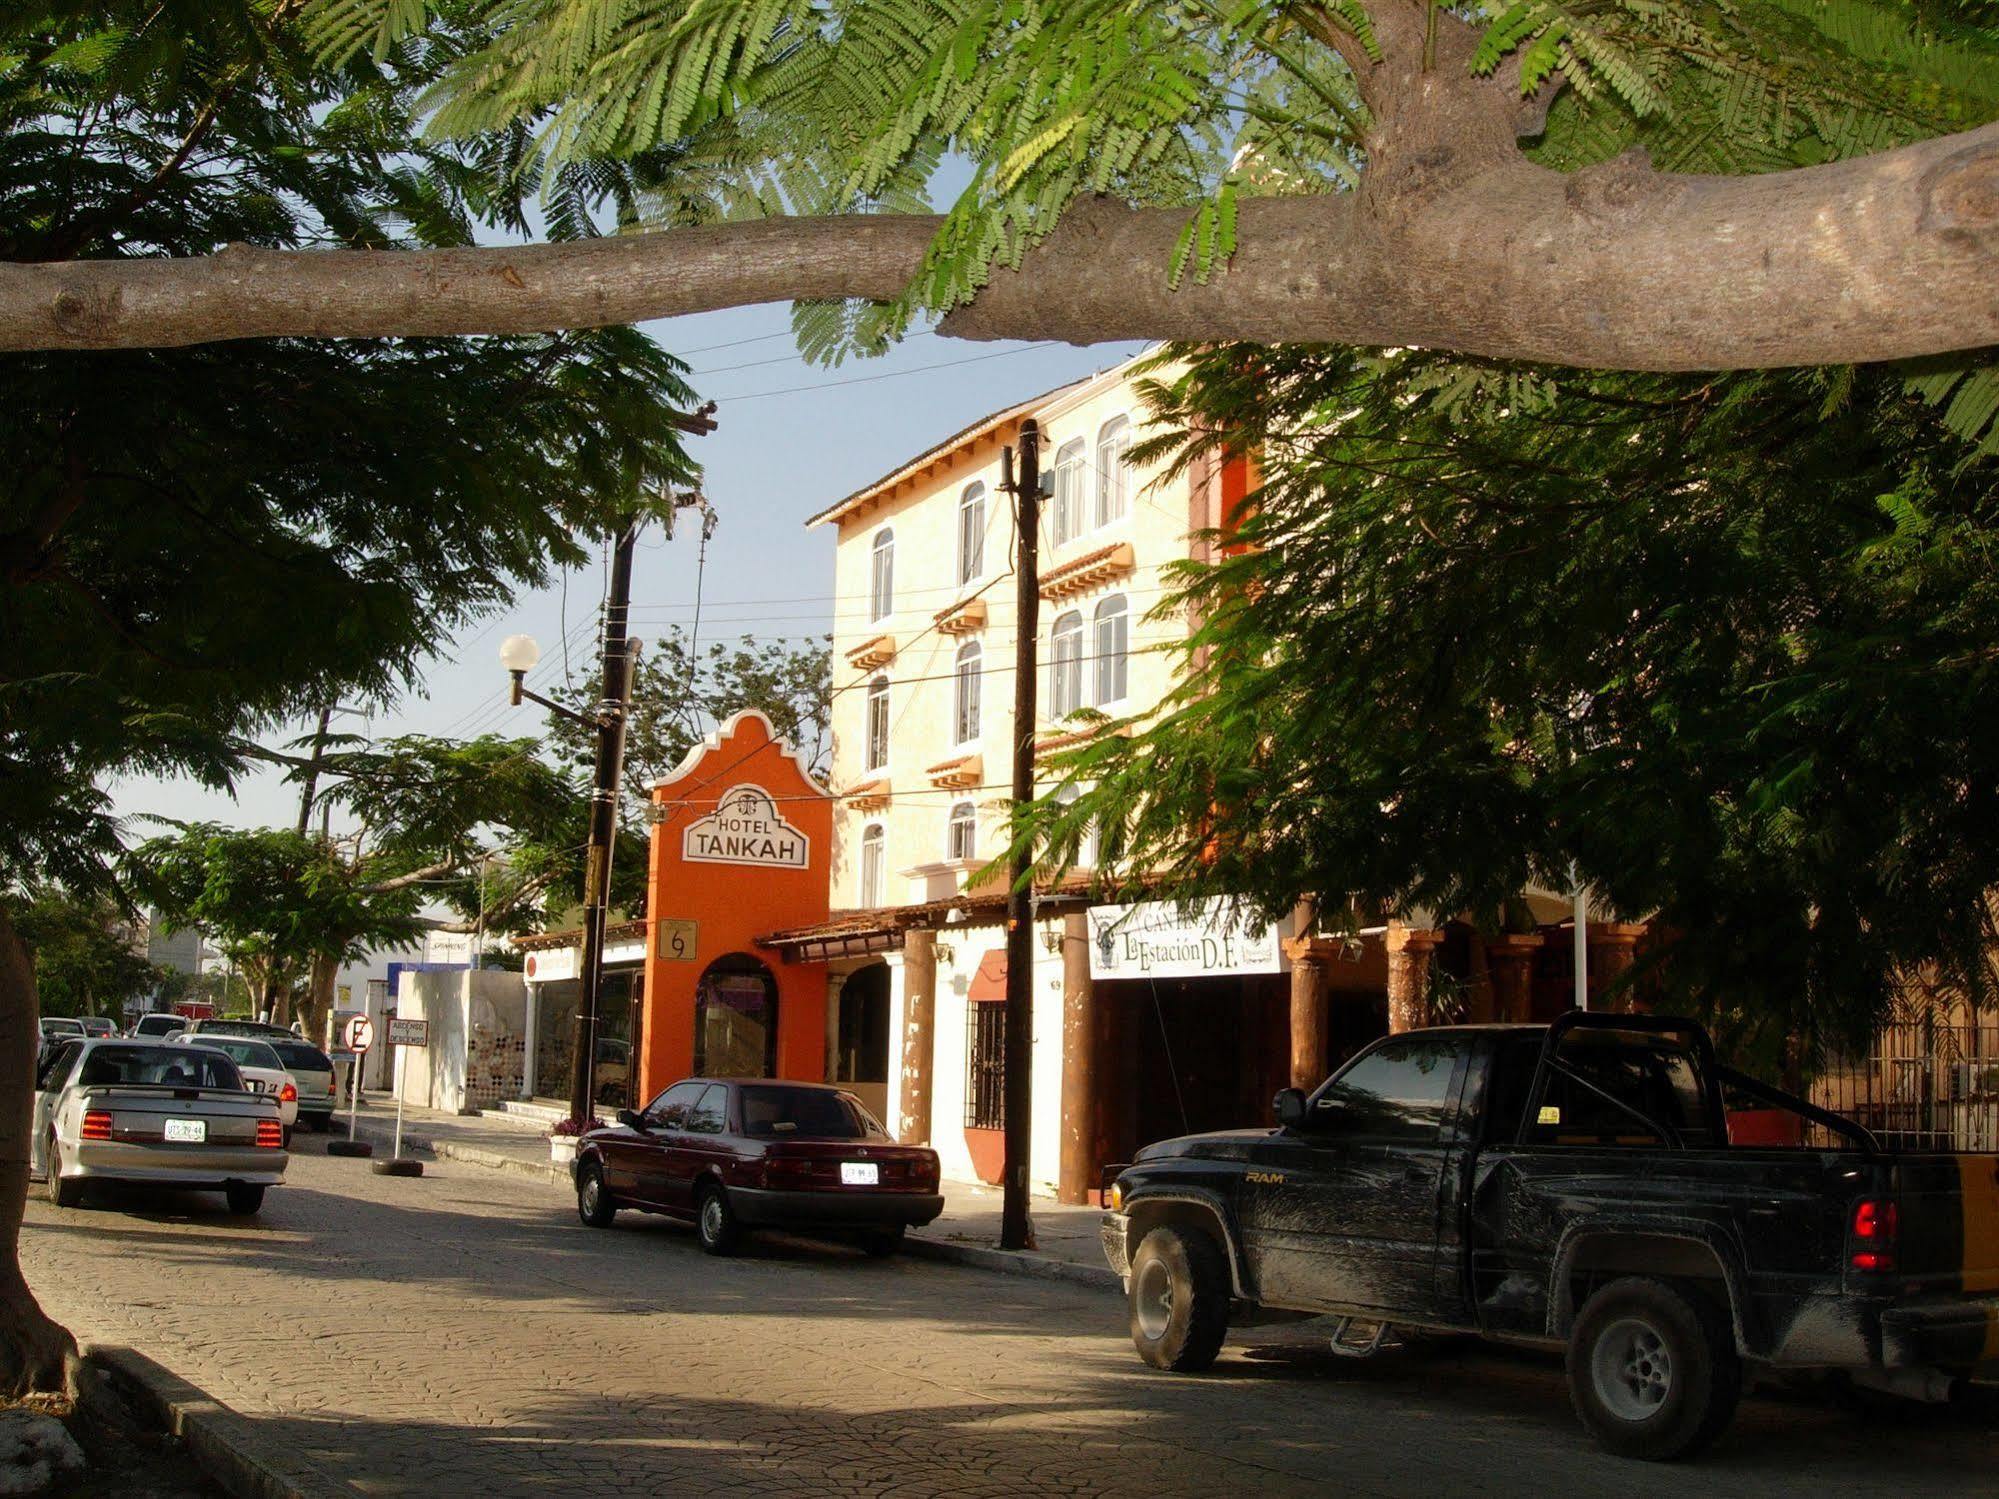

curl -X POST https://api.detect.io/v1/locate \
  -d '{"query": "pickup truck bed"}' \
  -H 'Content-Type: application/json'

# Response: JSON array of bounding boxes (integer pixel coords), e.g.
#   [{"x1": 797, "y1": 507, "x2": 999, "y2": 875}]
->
[{"x1": 1103, "y1": 1014, "x2": 1999, "y2": 1460}]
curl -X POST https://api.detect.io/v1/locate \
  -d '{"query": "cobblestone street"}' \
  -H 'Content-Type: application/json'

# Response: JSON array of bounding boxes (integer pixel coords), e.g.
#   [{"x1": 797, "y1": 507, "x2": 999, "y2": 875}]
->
[{"x1": 20, "y1": 1142, "x2": 1997, "y2": 1498}]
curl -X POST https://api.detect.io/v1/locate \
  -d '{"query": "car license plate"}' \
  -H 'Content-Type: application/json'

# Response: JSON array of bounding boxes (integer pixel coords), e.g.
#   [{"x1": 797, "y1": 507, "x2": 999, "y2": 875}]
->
[
  {"x1": 840, "y1": 1162, "x2": 879, "y2": 1186},
  {"x1": 164, "y1": 1119, "x2": 205, "y2": 1143}
]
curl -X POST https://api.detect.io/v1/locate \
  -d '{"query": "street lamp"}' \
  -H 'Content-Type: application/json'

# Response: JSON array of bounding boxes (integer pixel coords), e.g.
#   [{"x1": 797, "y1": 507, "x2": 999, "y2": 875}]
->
[{"x1": 499, "y1": 634, "x2": 542, "y2": 706}]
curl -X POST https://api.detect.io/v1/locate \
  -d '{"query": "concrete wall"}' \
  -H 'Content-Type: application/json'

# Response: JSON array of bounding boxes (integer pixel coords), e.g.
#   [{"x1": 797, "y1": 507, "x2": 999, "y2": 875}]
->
[{"x1": 394, "y1": 969, "x2": 527, "y2": 1114}]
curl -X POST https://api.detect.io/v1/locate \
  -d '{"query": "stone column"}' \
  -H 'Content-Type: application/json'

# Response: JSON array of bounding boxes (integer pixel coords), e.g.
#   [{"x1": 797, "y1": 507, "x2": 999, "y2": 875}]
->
[
  {"x1": 1057, "y1": 913, "x2": 1097, "y2": 1205},
  {"x1": 1385, "y1": 923, "x2": 1445, "y2": 1034},
  {"x1": 1590, "y1": 923, "x2": 1648, "y2": 1012},
  {"x1": 1485, "y1": 935, "x2": 1544, "y2": 1024},
  {"x1": 1284, "y1": 901, "x2": 1330, "y2": 1090},
  {"x1": 897, "y1": 930, "x2": 938, "y2": 1145},
  {"x1": 823, "y1": 972, "x2": 848, "y2": 1081}
]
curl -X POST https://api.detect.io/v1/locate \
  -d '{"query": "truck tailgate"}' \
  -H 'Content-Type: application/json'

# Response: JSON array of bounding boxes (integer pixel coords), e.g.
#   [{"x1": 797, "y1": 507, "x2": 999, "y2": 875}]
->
[{"x1": 1893, "y1": 1153, "x2": 1999, "y2": 1295}]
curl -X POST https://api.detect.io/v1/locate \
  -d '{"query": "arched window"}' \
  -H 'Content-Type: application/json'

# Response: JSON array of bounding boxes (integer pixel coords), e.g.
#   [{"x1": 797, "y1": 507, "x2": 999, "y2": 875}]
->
[
  {"x1": 1049, "y1": 611, "x2": 1083, "y2": 717},
  {"x1": 864, "y1": 675, "x2": 889, "y2": 771},
  {"x1": 957, "y1": 483, "x2": 986, "y2": 585},
  {"x1": 1093, "y1": 595, "x2": 1128, "y2": 706},
  {"x1": 859, "y1": 822, "x2": 886, "y2": 908},
  {"x1": 954, "y1": 640, "x2": 982, "y2": 744},
  {"x1": 1053, "y1": 782, "x2": 1098, "y2": 867},
  {"x1": 1052, "y1": 439, "x2": 1087, "y2": 545},
  {"x1": 693, "y1": 953, "x2": 779, "y2": 1077},
  {"x1": 870, "y1": 527, "x2": 895, "y2": 620},
  {"x1": 947, "y1": 801, "x2": 976, "y2": 862},
  {"x1": 1095, "y1": 416, "x2": 1132, "y2": 526}
]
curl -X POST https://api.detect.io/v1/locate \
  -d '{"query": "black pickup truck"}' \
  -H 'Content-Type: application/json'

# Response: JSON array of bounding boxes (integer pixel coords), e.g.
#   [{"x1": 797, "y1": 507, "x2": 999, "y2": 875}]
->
[{"x1": 1100, "y1": 1013, "x2": 1999, "y2": 1460}]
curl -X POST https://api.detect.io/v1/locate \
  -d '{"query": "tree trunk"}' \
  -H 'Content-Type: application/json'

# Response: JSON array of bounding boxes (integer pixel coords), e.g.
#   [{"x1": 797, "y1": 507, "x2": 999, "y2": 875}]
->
[
  {"x1": 301, "y1": 953, "x2": 339, "y2": 1052},
  {"x1": 0, "y1": 907, "x2": 81, "y2": 1397},
  {"x1": 1, "y1": 119, "x2": 1995, "y2": 369}
]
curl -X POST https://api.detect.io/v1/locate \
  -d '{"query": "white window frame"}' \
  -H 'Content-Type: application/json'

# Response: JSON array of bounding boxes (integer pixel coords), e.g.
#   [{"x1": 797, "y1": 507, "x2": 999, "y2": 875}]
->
[
  {"x1": 864, "y1": 675, "x2": 890, "y2": 772},
  {"x1": 1095, "y1": 416, "x2": 1132, "y2": 528},
  {"x1": 859, "y1": 822, "x2": 886, "y2": 908},
  {"x1": 957, "y1": 483, "x2": 986, "y2": 586},
  {"x1": 946, "y1": 801, "x2": 976, "y2": 863},
  {"x1": 1052, "y1": 438, "x2": 1087, "y2": 545},
  {"x1": 954, "y1": 640, "x2": 982, "y2": 745},
  {"x1": 1053, "y1": 783, "x2": 1098, "y2": 868},
  {"x1": 1049, "y1": 611, "x2": 1084, "y2": 718},
  {"x1": 869, "y1": 527, "x2": 895, "y2": 621},
  {"x1": 1092, "y1": 595, "x2": 1128, "y2": 707}
]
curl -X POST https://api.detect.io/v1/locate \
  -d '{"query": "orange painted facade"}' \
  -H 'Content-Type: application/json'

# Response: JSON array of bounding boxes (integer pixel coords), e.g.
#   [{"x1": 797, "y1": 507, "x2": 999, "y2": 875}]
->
[{"x1": 638, "y1": 711, "x2": 832, "y2": 1104}]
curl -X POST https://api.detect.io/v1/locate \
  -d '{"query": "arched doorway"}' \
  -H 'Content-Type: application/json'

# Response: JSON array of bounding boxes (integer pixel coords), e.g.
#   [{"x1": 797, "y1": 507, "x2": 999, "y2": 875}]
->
[
  {"x1": 832, "y1": 962, "x2": 891, "y2": 1124},
  {"x1": 694, "y1": 954, "x2": 780, "y2": 1077}
]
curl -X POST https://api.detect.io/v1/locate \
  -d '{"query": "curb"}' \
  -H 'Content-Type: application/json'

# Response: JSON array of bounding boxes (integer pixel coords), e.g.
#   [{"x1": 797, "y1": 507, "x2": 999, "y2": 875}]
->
[
  {"x1": 85, "y1": 1344, "x2": 355, "y2": 1499},
  {"x1": 901, "y1": 1233, "x2": 1121, "y2": 1293},
  {"x1": 329, "y1": 1116, "x2": 1119, "y2": 1293},
  {"x1": 337, "y1": 1119, "x2": 567, "y2": 1187}
]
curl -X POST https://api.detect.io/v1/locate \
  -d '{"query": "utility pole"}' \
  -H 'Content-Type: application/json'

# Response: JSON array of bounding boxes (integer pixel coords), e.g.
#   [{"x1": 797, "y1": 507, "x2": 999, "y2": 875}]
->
[
  {"x1": 999, "y1": 419, "x2": 1041, "y2": 1252},
  {"x1": 570, "y1": 516, "x2": 641, "y2": 1126}
]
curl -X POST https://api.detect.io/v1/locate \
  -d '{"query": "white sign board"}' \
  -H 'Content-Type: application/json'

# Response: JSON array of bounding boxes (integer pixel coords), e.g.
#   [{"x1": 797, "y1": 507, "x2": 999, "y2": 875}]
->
[
  {"x1": 1087, "y1": 900, "x2": 1282, "y2": 980},
  {"x1": 523, "y1": 947, "x2": 578, "y2": 984},
  {"x1": 682, "y1": 784, "x2": 811, "y2": 869},
  {"x1": 344, "y1": 1014, "x2": 374, "y2": 1052},
  {"x1": 388, "y1": 1017, "x2": 430, "y2": 1047}
]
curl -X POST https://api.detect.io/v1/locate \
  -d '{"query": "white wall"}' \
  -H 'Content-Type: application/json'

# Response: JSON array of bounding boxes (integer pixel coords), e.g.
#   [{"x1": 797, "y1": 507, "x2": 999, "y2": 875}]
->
[{"x1": 393, "y1": 969, "x2": 527, "y2": 1114}]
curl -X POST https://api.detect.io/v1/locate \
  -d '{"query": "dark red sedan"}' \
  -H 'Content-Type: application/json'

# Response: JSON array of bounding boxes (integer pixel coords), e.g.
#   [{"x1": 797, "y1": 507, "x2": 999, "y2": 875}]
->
[{"x1": 573, "y1": 1078, "x2": 943, "y2": 1256}]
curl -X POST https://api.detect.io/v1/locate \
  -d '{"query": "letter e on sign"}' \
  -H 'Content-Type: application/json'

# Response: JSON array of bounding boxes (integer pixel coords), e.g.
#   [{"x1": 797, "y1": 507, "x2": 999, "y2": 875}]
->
[{"x1": 344, "y1": 1015, "x2": 374, "y2": 1053}]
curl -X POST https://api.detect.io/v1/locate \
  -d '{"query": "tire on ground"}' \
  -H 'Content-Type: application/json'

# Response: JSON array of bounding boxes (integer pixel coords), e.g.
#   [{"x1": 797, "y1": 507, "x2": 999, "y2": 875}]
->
[
  {"x1": 225, "y1": 1183, "x2": 266, "y2": 1215},
  {"x1": 695, "y1": 1182, "x2": 741, "y2": 1256},
  {"x1": 1567, "y1": 1274, "x2": 1742, "y2": 1461},
  {"x1": 576, "y1": 1162, "x2": 617, "y2": 1228},
  {"x1": 1128, "y1": 1222, "x2": 1231, "y2": 1373},
  {"x1": 46, "y1": 1138, "x2": 83, "y2": 1209}
]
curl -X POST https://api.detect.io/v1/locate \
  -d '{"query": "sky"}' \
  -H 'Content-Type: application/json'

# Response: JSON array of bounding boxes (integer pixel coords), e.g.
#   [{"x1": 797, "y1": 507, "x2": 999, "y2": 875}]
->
[{"x1": 106, "y1": 304, "x2": 1145, "y2": 834}]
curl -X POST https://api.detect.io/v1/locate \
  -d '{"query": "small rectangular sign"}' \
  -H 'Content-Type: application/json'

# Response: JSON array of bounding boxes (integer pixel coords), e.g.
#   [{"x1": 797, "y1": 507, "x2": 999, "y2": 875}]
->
[
  {"x1": 656, "y1": 918, "x2": 699, "y2": 962},
  {"x1": 387, "y1": 1017, "x2": 430, "y2": 1047},
  {"x1": 164, "y1": 1118, "x2": 205, "y2": 1143}
]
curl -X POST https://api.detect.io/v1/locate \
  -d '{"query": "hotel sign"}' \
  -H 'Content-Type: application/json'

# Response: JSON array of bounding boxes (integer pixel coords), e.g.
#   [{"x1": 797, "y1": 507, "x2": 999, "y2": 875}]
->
[
  {"x1": 682, "y1": 785, "x2": 811, "y2": 869},
  {"x1": 1088, "y1": 899, "x2": 1282, "y2": 980}
]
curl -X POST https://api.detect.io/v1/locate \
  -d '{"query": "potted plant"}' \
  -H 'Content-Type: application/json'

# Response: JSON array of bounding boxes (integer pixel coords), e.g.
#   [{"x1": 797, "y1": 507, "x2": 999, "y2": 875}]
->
[{"x1": 548, "y1": 1115, "x2": 587, "y2": 1166}]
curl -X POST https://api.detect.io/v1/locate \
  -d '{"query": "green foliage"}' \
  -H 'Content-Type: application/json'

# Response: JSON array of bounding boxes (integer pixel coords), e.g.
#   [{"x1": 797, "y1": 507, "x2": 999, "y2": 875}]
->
[
  {"x1": 544, "y1": 629, "x2": 834, "y2": 823},
  {"x1": 5, "y1": 889, "x2": 168, "y2": 1018},
  {"x1": 0, "y1": 1, "x2": 703, "y2": 895},
  {"x1": 1032, "y1": 344, "x2": 1999, "y2": 1052}
]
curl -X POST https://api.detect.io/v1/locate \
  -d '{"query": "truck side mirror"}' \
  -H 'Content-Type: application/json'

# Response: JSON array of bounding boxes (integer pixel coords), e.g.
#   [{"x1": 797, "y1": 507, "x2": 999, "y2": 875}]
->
[{"x1": 1273, "y1": 1088, "x2": 1309, "y2": 1129}]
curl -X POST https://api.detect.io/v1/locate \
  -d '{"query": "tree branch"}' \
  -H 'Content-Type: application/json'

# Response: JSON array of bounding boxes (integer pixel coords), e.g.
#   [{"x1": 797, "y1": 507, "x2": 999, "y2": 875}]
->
[{"x1": 1, "y1": 122, "x2": 1996, "y2": 370}]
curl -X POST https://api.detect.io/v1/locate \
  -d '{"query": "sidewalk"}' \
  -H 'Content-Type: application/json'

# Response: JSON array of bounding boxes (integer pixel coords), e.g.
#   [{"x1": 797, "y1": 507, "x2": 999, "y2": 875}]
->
[{"x1": 329, "y1": 1095, "x2": 1118, "y2": 1291}]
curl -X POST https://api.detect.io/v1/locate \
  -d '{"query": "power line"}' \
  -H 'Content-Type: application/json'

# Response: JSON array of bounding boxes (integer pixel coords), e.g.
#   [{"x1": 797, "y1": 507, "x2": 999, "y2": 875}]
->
[{"x1": 709, "y1": 343, "x2": 1061, "y2": 404}]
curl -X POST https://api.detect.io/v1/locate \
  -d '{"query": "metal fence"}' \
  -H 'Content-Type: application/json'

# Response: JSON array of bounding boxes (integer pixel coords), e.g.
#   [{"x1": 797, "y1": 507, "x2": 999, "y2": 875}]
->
[{"x1": 1810, "y1": 998, "x2": 1999, "y2": 1153}]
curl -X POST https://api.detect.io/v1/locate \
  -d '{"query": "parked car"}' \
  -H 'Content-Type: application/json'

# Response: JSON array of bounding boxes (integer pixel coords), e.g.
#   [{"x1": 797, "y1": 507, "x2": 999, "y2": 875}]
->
[
  {"x1": 38, "y1": 1017, "x2": 84, "y2": 1039},
  {"x1": 573, "y1": 1079, "x2": 943, "y2": 1257},
  {"x1": 186, "y1": 1019, "x2": 298, "y2": 1040},
  {"x1": 1100, "y1": 1012, "x2": 1999, "y2": 1461},
  {"x1": 169, "y1": 1034, "x2": 298, "y2": 1142},
  {"x1": 128, "y1": 1013, "x2": 188, "y2": 1040},
  {"x1": 77, "y1": 1017, "x2": 114, "y2": 1038},
  {"x1": 264, "y1": 1039, "x2": 338, "y2": 1131},
  {"x1": 31, "y1": 1038, "x2": 287, "y2": 1213}
]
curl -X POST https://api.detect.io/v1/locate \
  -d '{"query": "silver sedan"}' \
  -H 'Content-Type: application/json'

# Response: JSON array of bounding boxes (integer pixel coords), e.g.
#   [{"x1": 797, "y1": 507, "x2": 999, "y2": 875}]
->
[{"x1": 31, "y1": 1038, "x2": 288, "y2": 1214}]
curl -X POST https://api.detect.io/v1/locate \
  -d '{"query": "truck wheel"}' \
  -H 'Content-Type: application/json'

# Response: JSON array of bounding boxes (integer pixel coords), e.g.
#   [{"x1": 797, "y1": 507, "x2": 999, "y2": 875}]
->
[
  {"x1": 1568, "y1": 1276, "x2": 1741, "y2": 1460},
  {"x1": 1129, "y1": 1224, "x2": 1230, "y2": 1372},
  {"x1": 695, "y1": 1184, "x2": 741, "y2": 1256},
  {"x1": 576, "y1": 1163, "x2": 617, "y2": 1228}
]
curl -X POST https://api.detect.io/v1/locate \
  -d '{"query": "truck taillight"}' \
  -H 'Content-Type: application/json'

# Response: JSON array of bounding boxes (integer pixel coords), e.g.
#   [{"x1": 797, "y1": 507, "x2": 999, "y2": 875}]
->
[
  {"x1": 80, "y1": 1111, "x2": 113, "y2": 1142},
  {"x1": 256, "y1": 1120, "x2": 284, "y2": 1149},
  {"x1": 279, "y1": 1082, "x2": 297, "y2": 1104},
  {"x1": 1851, "y1": 1197, "x2": 1899, "y2": 1271}
]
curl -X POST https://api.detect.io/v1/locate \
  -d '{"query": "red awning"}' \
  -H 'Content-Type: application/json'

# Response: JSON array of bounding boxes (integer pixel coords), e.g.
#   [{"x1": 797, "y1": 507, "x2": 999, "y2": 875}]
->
[{"x1": 969, "y1": 949, "x2": 1008, "y2": 1002}]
